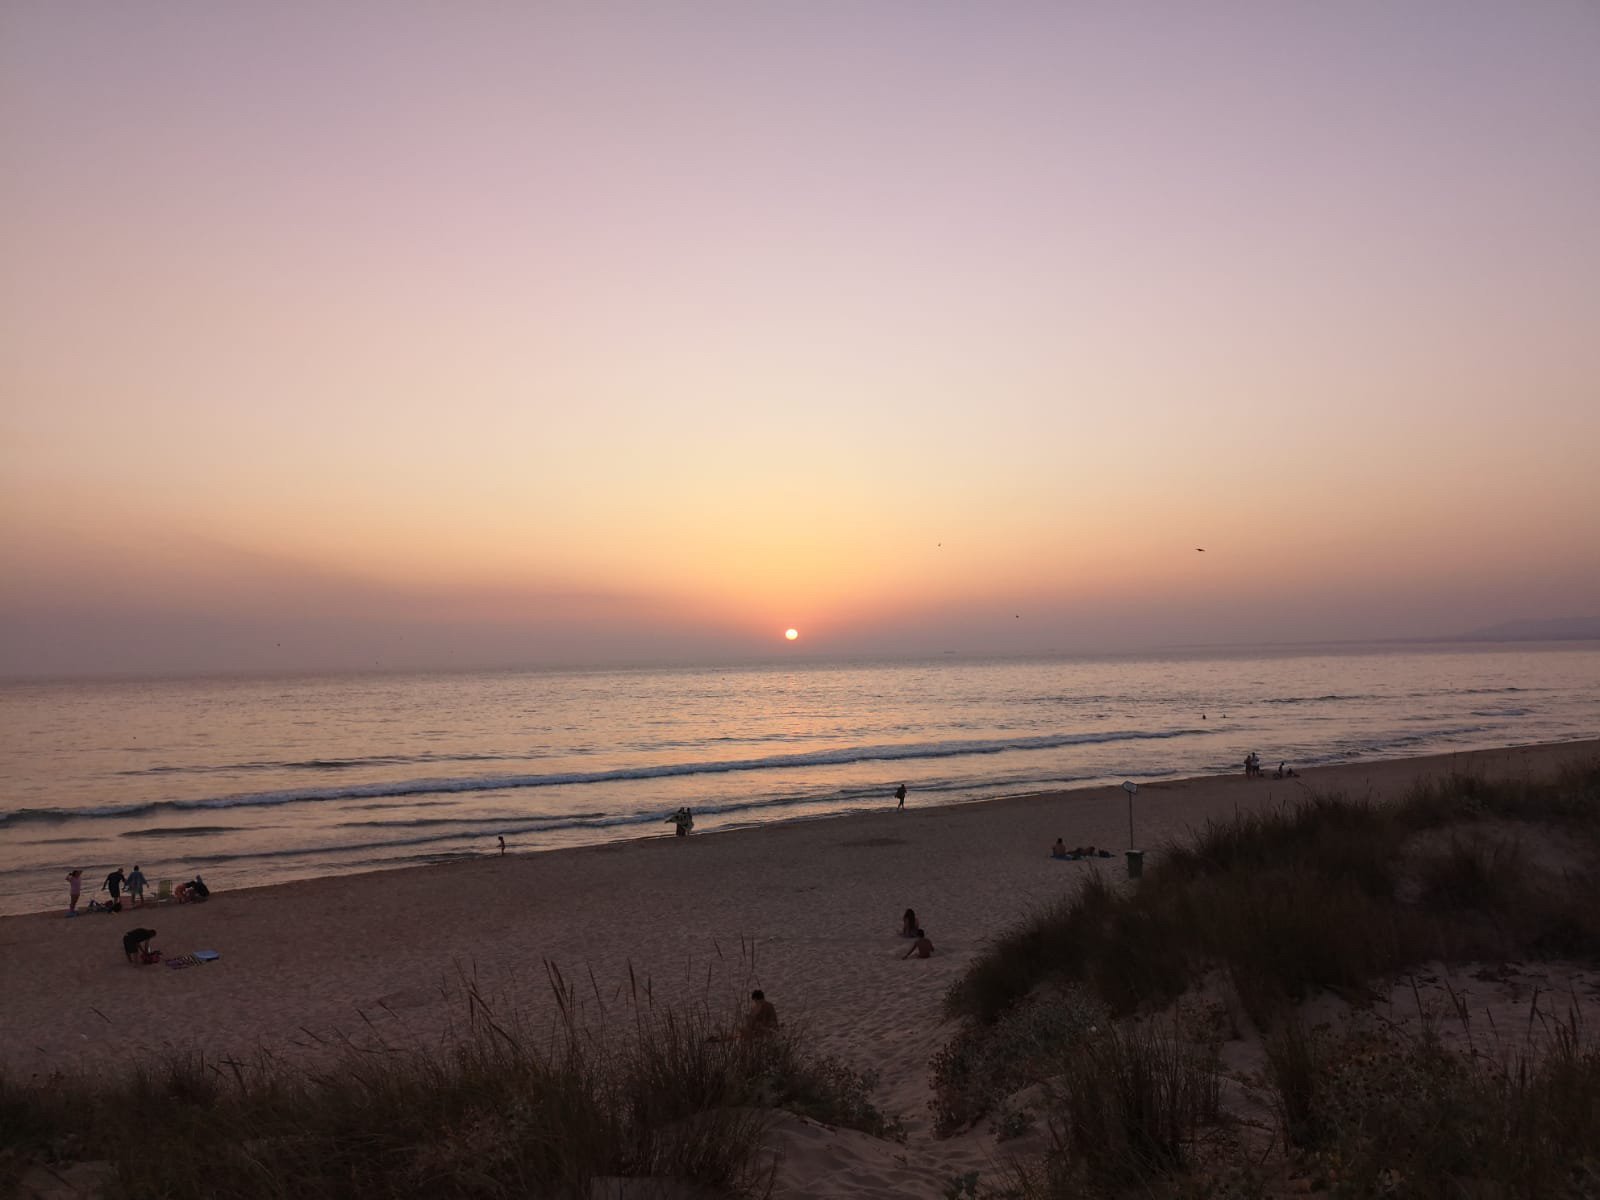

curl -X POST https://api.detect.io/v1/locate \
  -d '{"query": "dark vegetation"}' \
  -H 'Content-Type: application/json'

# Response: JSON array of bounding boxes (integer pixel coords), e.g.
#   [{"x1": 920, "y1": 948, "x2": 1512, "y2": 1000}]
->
[
  {"x1": 935, "y1": 762, "x2": 1600, "y2": 1198},
  {"x1": 949, "y1": 764, "x2": 1600, "y2": 1029},
  {"x1": 1, "y1": 970, "x2": 895, "y2": 1199}
]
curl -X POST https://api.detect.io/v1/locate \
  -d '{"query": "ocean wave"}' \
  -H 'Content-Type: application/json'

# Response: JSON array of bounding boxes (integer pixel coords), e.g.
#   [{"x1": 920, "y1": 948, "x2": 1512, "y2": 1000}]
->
[
  {"x1": 120, "y1": 825, "x2": 239, "y2": 838},
  {"x1": 0, "y1": 727, "x2": 1201, "y2": 827},
  {"x1": 1259, "y1": 694, "x2": 1371, "y2": 705},
  {"x1": 117, "y1": 750, "x2": 527, "y2": 777}
]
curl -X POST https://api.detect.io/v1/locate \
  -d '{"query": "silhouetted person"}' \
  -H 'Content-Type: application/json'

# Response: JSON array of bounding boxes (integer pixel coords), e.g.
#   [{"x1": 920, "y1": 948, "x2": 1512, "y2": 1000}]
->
[
  {"x1": 740, "y1": 990, "x2": 779, "y2": 1040},
  {"x1": 123, "y1": 928, "x2": 157, "y2": 963},
  {"x1": 903, "y1": 929, "x2": 935, "y2": 959},
  {"x1": 895, "y1": 783, "x2": 907, "y2": 810}
]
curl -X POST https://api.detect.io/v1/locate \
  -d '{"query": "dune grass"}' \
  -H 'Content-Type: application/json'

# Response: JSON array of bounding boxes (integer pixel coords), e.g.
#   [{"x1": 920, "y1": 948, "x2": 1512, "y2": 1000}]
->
[
  {"x1": 947, "y1": 763, "x2": 1600, "y2": 1029},
  {"x1": 936, "y1": 762, "x2": 1600, "y2": 1196},
  {"x1": 1, "y1": 969, "x2": 895, "y2": 1199}
]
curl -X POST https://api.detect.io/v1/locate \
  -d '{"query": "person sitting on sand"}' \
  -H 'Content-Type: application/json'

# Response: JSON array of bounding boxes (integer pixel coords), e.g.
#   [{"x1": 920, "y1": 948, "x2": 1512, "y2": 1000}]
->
[
  {"x1": 123, "y1": 928, "x2": 157, "y2": 964},
  {"x1": 901, "y1": 908, "x2": 918, "y2": 937},
  {"x1": 903, "y1": 929, "x2": 935, "y2": 959},
  {"x1": 1051, "y1": 839, "x2": 1069, "y2": 859},
  {"x1": 740, "y1": 990, "x2": 779, "y2": 1041}
]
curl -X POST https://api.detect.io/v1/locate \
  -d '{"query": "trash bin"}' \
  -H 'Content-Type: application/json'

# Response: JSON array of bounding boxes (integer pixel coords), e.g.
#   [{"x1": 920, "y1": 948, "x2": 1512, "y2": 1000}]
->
[{"x1": 1125, "y1": 849, "x2": 1144, "y2": 880}]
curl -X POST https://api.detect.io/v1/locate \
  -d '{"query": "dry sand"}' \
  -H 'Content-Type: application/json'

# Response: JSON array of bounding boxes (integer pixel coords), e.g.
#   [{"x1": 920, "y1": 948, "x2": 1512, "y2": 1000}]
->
[{"x1": 3, "y1": 739, "x2": 1596, "y2": 1197}]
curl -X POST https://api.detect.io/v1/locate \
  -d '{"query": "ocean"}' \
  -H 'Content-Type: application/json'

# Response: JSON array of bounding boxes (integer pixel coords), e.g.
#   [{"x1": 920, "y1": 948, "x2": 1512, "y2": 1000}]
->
[{"x1": 2, "y1": 643, "x2": 1596, "y2": 916}]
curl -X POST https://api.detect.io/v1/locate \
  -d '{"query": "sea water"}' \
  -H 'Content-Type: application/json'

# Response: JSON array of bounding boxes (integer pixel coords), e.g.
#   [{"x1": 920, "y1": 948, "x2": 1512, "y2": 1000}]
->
[{"x1": 1, "y1": 643, "x2": 1596, "y2": 915}]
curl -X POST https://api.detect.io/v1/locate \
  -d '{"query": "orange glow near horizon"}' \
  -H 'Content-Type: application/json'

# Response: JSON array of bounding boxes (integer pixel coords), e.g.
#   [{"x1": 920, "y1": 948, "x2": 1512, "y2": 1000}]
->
[{"x1": 2, "y1": 3, "x2": 1598, "y2": 676}]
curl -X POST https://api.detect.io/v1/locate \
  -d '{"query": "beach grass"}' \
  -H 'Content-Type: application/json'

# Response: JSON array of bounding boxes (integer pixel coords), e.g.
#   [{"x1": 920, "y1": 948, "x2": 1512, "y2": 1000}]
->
[
  {"x1": 935, "y1": 763, "x2": 1600, "y2": 1196},
  {"x1": 0, "y1": 972, "x2": 893, "y2": 1199},
  {"x1": 946, "y1": 762, "x2": 1600, "y2": 1029}
]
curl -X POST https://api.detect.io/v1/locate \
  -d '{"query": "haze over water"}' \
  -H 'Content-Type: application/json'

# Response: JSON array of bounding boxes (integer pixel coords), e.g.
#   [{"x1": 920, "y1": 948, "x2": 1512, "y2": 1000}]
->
[{"x1": 3, "y1": 643, "x2": 1595, "y2": 916}]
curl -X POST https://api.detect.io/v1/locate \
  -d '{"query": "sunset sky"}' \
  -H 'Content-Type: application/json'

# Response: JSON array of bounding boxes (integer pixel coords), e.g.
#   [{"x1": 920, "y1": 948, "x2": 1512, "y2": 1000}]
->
[{"x1": 3, "y1": 2, "x2": 1598, "y2": 676}]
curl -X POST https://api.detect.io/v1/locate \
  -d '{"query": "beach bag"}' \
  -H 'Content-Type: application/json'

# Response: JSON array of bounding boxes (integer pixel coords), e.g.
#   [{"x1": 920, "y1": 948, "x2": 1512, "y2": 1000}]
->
[{"x1": 141, "y1": 948, "x2": 162, "y2": 965}]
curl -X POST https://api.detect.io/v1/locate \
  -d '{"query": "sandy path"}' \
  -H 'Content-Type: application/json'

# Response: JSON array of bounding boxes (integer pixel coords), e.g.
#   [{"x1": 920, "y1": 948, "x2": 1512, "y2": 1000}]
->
[{"x1": 3, "y1": 739, "x2": 1595, "y2": 1197}]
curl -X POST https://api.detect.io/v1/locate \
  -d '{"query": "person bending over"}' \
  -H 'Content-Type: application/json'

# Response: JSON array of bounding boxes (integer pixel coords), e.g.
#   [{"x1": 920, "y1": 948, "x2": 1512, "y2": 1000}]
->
[
  {"x1": 903, "y1": 929, "x2": 935, "y2": 959},
  {"x1": 123, "y1": 928, "x2": 157, "y2": 964}
]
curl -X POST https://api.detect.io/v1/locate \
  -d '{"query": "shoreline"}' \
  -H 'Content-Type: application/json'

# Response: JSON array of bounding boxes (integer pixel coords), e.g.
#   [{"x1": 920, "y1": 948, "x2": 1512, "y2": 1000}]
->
[{"x1": 7, "y1": 735, "x2": 1597, "y2": 923}]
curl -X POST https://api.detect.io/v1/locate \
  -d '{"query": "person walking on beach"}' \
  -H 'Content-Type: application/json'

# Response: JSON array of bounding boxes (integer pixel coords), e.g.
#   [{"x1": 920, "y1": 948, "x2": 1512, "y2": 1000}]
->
[
  {"x1": 126, "y1": 865, "x2": 147, "y2": 907},
  {"x1": 497, "y1": 836, "x2": 506, "y2": 856},
  {"x1": 895, "y1": 783, "x2": 907, "y2": 810},
  {"x1": 101, "y1": 867, "x2": 126, "y2": 906},
  {"x1": 66, "y1": 869, "x2": 83, "y2": 914}
]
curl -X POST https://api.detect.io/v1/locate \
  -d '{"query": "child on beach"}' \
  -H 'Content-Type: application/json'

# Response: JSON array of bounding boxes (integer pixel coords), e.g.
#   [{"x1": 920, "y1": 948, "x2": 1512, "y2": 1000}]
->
[
  {"x1": 903, "y1": 929, "x2": 935, "y2": 959},
  {"x1": 901, "y1": 908, "x2": 918, "y2": 937},
  {"x1": 66, "y1": 869, "x2": 82, "y2": 914},
  {"x1": 1051, "y1": 838, "x2": 1068, "y2": 859}
]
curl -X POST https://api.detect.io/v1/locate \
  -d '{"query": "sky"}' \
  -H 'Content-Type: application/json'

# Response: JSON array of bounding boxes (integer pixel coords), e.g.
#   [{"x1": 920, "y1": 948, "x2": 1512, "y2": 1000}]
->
[{"x1": 3, "y1": 1, "x2": 1598, "y2": 676}]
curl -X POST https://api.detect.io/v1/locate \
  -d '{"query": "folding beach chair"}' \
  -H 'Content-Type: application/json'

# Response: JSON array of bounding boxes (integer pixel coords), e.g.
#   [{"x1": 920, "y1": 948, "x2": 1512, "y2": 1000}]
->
[{"x1": 155, "y1": 879, "x2": 173, "y2": 904}]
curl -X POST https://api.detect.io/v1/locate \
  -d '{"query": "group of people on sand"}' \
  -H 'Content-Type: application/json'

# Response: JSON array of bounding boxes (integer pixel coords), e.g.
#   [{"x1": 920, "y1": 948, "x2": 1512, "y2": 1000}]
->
[
  {"x1": 65, "y1": 866, "x2": 208, "y2": 915},
  {"x1": 1051, "y1": 839, "x2": 1113, "y2": 861},
  {"x1": 66, "y1": 866, "x2": 147, "y2": 914},
  {"x1": 1243, "y1": 752, "x2": 1299, "y2": 779}
]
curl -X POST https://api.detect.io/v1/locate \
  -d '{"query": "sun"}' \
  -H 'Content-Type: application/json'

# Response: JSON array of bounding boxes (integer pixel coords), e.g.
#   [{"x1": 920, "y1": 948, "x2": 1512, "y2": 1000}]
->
[{"x1": 784, "y1": 628, "x2": 799, "y2": 641}]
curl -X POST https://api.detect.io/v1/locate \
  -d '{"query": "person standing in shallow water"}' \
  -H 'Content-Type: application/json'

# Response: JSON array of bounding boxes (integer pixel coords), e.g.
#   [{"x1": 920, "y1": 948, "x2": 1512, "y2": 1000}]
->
[
  {"x1": 66, "y1": 869, "x2": 82, "y2": 913},
  {"x1": 126, "y1": 865, "x2": 147, "y2": 907},
  {"x1": 895, "y1": 783, "x2": 907, "y2": 810}
]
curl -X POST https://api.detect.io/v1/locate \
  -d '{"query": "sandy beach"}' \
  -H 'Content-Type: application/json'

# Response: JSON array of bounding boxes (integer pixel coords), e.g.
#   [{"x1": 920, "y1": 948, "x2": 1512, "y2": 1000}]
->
[{"x1": 4, "y1": 738, "x2": 1597, "y2": 1197}]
